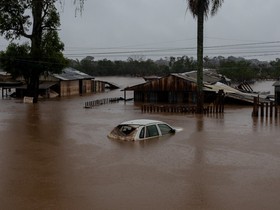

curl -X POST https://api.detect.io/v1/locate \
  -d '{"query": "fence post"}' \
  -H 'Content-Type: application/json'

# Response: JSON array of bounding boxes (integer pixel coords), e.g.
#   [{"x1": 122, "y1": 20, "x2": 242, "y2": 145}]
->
[
  {"x1": 252, "y1": 97, "x2": 259, "y2": 117},
  {"x1": 270, "y1": 101, "x2": 273, "y2": 118},
  {"x1": 260, "y1": 103, "x2": 264, "y2": 117}
]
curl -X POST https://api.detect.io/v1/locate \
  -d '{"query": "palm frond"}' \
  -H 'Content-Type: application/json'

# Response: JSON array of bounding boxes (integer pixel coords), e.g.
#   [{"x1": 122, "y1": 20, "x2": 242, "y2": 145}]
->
[
  {"x1": 187, "y1": 0, "x2": 214, "y2": 19},
  {"x1": 187, "y1": 0, "x2": 223, "y2": 18},
  {"x1": 187, "y1": 0, "x2": 198, "y2": 18},
  {"x1": 211, "y1": 0, "x2": 224, "y2": 16}
]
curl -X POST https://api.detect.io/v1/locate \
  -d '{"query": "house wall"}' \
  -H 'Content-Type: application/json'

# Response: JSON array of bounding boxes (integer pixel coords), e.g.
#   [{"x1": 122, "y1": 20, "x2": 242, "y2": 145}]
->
[
  {"x1": 132, "y1": 75, "x2": 197, "y2": 104},
  {"x1": 60, "y1": 79, "x2": 96, "y2": 96},
  {"x1": 92, "y1": 80, "x2": 105, "y2": 92},
  {"x1": 82, "y1": 79, "x2": 93, "y2": 94},
  {"x1": 60, "y1": 80, "x2": 79, "y2": 96},
  {"x1": 134, "y1": 90, "x2": 196, "y2": 104}
]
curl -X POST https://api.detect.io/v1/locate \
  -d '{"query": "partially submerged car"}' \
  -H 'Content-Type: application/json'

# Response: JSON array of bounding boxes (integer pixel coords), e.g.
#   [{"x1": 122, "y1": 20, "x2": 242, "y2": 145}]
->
[{"x1": 108, "y1": 119, "x2": 176, "y2": 141}]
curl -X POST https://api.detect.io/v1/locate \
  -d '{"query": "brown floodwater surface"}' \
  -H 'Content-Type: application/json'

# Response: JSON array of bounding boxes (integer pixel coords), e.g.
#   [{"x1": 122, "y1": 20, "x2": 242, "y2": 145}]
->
[{"x1": 0, "y1": 78, "x2": 280, "y2": 210}]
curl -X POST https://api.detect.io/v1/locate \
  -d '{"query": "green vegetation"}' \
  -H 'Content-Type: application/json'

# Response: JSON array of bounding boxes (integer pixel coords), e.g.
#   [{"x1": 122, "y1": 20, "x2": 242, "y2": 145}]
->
[
  {"x1": 0, "y1": 0, "x2": 83, "y2": 102},
  {"x1": 69, "y1": 56, "x2": 196, "y2": 77},
  {"x1": 218, "y1": 57, "x2": 280, "y2": 82},
  {"x1": 69, "y1": 55, "x2": 280, "y2": 82}
]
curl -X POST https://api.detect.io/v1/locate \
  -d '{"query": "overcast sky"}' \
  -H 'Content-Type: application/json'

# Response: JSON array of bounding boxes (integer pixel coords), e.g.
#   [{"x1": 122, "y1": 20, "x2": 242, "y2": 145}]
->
[{"x1": 1, "y1": 0, "x2": 280, "y2": 61}]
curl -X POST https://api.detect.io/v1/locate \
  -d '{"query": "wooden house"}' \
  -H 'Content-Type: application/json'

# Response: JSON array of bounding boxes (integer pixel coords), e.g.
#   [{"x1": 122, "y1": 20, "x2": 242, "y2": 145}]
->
[
  {"x1": 15, "y1": 67, "x2": 106, "y2": 98},
  {"x1": 51, "y1": 67, "x2": 94, "y2": 96},
  {"x1": 4, "y1": 67, "x2": 118, "y2": 98},
  {"x1": 124, "y1": 74, "x2": 198, "y2": 104},
  {"x1": 124, "y1": 70, "x2": 265, "y2": 105}
]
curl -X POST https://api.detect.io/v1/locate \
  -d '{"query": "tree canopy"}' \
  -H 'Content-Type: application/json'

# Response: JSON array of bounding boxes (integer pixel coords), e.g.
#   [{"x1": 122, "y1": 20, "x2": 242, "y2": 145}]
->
[{"x1": 68, "y1": 55, "x2": 280, "y2": 82}]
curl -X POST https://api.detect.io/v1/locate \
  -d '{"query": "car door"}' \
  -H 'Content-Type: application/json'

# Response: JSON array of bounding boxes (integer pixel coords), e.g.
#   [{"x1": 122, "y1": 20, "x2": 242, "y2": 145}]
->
[{"x1": 145, "y1": 124, "x2": 159, "y2": 138}]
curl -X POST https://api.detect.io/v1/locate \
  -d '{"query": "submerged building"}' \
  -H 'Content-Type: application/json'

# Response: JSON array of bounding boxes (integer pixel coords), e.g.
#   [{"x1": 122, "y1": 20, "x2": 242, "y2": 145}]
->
[
  {"x1": 124, "y1": 70, "x2": 269, "y2": 105},
  {"x1": 124, "y1": 70, "x2": 228, "y2": 104},
  {"x1": 14, "y1": 67, "x2": 116, "y2": 98}
]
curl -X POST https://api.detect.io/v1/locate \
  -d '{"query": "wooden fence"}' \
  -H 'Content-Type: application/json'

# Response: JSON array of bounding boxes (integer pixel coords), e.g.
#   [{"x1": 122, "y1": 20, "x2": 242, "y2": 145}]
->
[
  {"x1": 141, "y1": 90, "x2": 225, "y2": 114},
  {"x1": 141, "y1": 103, "x2": 224, "y2": 114},
  {"x1": 84, "y1": 97, "x2": 120, "y2": 108},
  {"x1": 252, "y1": 97, "x2": 279, "y2": 118}
]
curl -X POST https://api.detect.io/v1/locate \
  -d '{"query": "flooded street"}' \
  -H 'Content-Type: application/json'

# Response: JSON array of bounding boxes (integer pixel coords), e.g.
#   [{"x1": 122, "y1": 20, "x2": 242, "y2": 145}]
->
[{"x1": 1, "y1": 77, "x2": 280, "y2": 210}]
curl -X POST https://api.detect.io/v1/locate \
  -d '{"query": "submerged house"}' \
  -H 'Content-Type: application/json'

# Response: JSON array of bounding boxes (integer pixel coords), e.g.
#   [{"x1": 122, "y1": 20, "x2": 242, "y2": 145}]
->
[
  {"x1": 124, "y1": 69, "x2": 268, "y2": 105},
  {"x1": 16, "y1": 67, "x2": 108, "y2": 98},
  {"x1": 124, "y1": 70, "x2": 229, "y2": 104},
  {"x1": 125, "y1": 73, "x2": 198, "y2": 104},
  {"x1": 52, "y1": 67, "x2": 94, "y2": 96}
]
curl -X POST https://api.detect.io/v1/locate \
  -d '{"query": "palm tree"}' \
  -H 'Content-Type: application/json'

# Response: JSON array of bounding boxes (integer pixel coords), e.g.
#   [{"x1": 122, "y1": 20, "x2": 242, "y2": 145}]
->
[{"x1": 187, "y1": 0, "x2": 224, "y2": 113}]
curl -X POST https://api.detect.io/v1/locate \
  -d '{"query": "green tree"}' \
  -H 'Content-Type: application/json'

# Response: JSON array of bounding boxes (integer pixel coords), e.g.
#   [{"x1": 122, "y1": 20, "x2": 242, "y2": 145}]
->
[
  {"x1": 218, "y1": 60, "x2": 254, "y2": 82},
  {"x1": 270, "y1": 58, "x2": 280, "y2": 79},
  {"x1": 170, "y1": 56, "x2": 196, "y2": 73},
  {"x1": 187, "y1": 0, "x2": 224, "y2": 113},
  {"x1": 0, "y1": 0, "x2": 84, "y2": 102},
  {"x1": 80, "y1": 56, "x2": 95, "y2": 75},
  {"x1": 0, "y1": 43, "x2": 31, "y2": 80}
]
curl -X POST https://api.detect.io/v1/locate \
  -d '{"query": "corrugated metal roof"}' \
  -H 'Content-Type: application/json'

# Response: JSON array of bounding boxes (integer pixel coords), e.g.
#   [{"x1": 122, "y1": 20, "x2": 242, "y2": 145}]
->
[
  {"x1": 204, "y1": 82, "x2": 240, "y2": 93},
  {"x1": 273, "y1": 81, "x2": 280, "y2": 86},
  {"x1": 170, "y1": 73, "x2": 197, "y2": 83},
  {"x1": 180, "y1": 69, "x2": 230, "y2": 84},
  {"x1": 53, "y1": 67, "x2": 94, "y2": 81}
]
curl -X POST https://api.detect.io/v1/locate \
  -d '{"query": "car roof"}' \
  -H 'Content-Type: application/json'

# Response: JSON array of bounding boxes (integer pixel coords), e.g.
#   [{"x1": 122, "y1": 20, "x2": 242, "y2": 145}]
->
[{"x1": 120, "y1": 119, "x2": 164, "y2": 126}]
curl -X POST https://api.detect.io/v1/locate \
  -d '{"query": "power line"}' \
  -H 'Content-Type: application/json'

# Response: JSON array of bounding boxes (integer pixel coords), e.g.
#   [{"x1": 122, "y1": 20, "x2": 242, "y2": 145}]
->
[{"x1": 62, "y1": 40, "x2": 280, "y2": 60}]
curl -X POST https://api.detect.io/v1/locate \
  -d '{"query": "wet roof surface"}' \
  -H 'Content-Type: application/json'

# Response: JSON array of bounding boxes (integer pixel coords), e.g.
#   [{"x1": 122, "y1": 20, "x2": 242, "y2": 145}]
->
[{"x1": 53, "y1": 67, "x2": 94, "y2": 81}]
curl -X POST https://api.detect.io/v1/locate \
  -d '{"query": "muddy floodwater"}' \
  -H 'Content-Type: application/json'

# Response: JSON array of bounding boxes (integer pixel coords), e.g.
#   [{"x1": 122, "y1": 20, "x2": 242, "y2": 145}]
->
[{"x1": 0, "y1": 77, "x2": 280, "y2": 210}]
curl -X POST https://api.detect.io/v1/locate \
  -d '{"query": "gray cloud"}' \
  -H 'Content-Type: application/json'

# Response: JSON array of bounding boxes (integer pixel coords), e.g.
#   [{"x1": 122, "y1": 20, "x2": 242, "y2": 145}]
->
[{"x1": 1, "y1": 0, "x2": 280, "y2": 61}]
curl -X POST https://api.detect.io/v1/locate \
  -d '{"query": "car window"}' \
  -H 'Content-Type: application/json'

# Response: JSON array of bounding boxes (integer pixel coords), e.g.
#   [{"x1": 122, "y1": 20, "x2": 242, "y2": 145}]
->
[
  {"x1": 158, "y1": 124, "x2": 173, "y2": 135},
  {"x1": 139, "y1": 127, "x2": 145, "y2": 139},
  {"x1": 119, "y1": 125, "x2": 135, "y2": 135},
  {"x1": 145, "y1": 125, "x2": 159, "y2": 138}
]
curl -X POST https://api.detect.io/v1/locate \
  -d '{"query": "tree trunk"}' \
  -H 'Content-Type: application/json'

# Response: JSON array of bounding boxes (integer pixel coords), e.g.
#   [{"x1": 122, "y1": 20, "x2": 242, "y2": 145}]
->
[
  {"x1": 27, "y1": 0, "x2": 43, "y2": 103},
  {"x1": 27, "y1": 72, "x2": 40, "y2": 103},
  {"x1": 196, "y1": 2, "x2": 204, "y2": 114}
]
